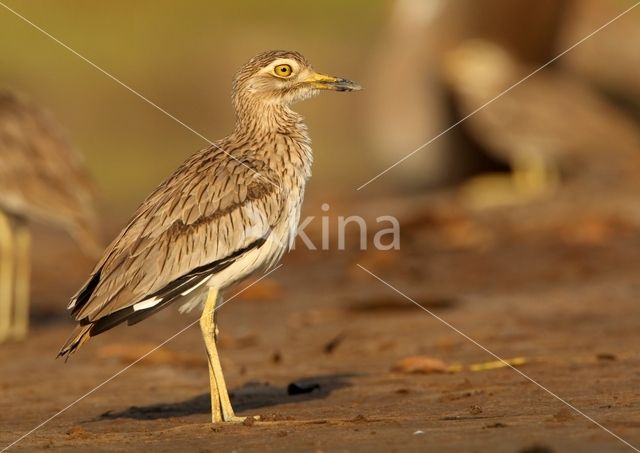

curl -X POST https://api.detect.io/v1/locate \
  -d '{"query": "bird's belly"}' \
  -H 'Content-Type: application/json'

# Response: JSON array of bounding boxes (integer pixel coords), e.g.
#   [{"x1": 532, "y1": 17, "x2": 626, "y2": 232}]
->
[
  {"x1": 178, "y1": 238, "x2": 287, "y2": 314},
  {"x1": 207, "y1": 203, "x2": 299, "y2": 285},
  {"x1": 178, "y1": 193, "x2": 302, "y2": 313},
  {"x1": 205, "y1": 236, "x2": 286, "y2": 291}
]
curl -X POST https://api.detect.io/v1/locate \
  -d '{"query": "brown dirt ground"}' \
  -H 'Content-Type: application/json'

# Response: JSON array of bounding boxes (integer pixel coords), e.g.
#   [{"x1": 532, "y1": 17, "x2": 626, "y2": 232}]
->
[{"x1": 1, "y1": 189, "x2": 640, "y2": 452}]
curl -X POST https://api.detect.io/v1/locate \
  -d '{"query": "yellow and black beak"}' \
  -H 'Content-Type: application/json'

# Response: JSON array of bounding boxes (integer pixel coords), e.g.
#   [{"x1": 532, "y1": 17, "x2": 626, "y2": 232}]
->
[{"x1": 304, "y1": 72, "x2": 362, "y2": 92}]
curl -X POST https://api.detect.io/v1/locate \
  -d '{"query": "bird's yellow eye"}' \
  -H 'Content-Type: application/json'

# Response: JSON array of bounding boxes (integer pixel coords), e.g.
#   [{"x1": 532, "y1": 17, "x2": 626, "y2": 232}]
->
[{"x1": 273, "y1": 64, "x2": 293, "y2": 78}]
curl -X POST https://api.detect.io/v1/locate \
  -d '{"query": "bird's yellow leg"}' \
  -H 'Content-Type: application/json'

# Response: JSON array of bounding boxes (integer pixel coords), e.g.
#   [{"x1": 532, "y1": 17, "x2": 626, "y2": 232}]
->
[
  {"x1": 462, "y1": 154, "x2": 559, "y2": 209},
  {"x1": 200, "y1": 288, "x2": 245, "y2": 423},
  {"x1": 200, "y1": 288, "x2": 223, "y2": 422},
  {"x1": 0, "y1": 212, "x2": 14, "y2": 343},
  {"x1": 211, "y1": 309, "x2": 246, "y2": 422},
  {"x1": 12, "y1": 221, "x2": 30, "y2": 340},
  {"x1": 512, "y1": 153, "x2": 559, "y2": 197}
]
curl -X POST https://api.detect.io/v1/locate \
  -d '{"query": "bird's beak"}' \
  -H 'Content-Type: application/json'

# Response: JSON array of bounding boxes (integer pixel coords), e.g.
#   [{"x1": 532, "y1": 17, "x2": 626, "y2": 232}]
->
[{"x1": 304, "y1": 72, "x2": 362, "y2": 92}]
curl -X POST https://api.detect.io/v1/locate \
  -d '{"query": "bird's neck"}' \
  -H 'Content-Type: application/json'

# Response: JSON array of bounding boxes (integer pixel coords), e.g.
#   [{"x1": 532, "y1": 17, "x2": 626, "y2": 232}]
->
[
  {"x1": 231, "y1": 102, "x2": 313, "y2": 180},
  {"x1": 234, "y1": 102, "x2": 304, "y2": 135}
]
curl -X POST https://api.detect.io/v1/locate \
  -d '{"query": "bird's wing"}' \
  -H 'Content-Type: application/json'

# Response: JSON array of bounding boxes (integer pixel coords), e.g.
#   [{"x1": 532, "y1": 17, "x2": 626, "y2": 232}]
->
[
  {"x1": 0, "y1": 90, "x2": 100, "y2": 253},
  {"x1": 67, "y1": 146, "x2": 282, "y2": 327}
]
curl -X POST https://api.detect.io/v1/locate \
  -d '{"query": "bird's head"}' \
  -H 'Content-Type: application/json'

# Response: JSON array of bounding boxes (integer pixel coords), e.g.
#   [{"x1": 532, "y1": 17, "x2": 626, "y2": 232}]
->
[{"x1": 232, "y1": 50, "x2": 361, "y2": 111}]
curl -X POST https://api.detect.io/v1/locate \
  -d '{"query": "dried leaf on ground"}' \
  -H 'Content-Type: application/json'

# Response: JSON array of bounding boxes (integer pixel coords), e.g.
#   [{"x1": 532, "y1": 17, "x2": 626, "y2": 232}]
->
[
  {"x1": 391, "y1": 356, "x2": 450, "y2": 374},
  {"x1": 468, "y1": 357, "x2": 527, "y2": 371},
  {"x1": 348, "y1": 295, "x2": 458, "y2": 313}
]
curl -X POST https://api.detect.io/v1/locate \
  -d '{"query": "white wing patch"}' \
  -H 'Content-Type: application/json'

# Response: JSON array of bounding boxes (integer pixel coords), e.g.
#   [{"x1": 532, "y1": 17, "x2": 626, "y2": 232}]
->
[
  {"x1": 179, "y1": 276, "x2": 210, "y2": 296},
  {"x1": 132, "y1": 275, "x2": 211, "y2": 313},
  {"x1": 132, "y1": 296, "x2": 163, "y2": 312}
]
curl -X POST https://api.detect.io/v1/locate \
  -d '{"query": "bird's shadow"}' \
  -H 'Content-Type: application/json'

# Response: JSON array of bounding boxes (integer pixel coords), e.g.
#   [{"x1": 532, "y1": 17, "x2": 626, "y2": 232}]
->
[{"x1": 98, "y1": 373, "x2": 357, "y2": 420}]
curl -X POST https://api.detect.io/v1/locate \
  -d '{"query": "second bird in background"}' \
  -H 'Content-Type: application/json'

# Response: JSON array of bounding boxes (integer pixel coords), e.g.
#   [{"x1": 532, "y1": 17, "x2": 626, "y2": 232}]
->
[{"x1": 0, "y1": 90, "x2": 101, "y2": 343}]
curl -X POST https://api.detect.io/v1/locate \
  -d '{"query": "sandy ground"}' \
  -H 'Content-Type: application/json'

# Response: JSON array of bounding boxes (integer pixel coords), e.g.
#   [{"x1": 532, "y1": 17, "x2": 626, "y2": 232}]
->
[{"x1": 1, "y1": 190, "x2": 640, "y2": 452}]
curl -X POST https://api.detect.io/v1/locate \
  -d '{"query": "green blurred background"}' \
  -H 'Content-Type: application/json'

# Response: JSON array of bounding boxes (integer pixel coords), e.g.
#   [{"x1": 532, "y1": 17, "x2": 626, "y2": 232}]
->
[
  {"x1": 2, "y1": 0, "x2": 640, "y2": 224},
  {"x1": 0, "y1": 0, "x2": 380, "y2": 218}
]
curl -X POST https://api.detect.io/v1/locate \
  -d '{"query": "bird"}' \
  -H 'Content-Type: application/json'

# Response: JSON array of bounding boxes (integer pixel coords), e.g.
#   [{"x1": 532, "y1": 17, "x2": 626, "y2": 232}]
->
[
  {"x1": 0, "y1": 89, "x2": 101, "y2": 343},
  {"x1": 441, "y1": 39, "x2": 640, "y2": 207},
  {"x1": 58, "y1": 50, "x2": 361, "y2": 423}
]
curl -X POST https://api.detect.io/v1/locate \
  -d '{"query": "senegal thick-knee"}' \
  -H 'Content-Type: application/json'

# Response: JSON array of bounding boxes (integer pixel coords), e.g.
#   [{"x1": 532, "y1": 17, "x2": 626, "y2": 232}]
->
[{"x1": 59, "y1": 50, "x2": 360, "y2": 423}]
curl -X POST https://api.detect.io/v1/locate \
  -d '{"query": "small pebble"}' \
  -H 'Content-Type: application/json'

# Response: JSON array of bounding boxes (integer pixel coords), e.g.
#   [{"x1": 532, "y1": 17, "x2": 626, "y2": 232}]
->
[
  {"x1": 242, "y1": 416, "x2": 256, "y2": 427},
  {"x1": 287, "y1": 382, "x2": 320, "y2": 395},
  {"x1": 483, "y1": 422, "x2": 507, "y2": 429}
]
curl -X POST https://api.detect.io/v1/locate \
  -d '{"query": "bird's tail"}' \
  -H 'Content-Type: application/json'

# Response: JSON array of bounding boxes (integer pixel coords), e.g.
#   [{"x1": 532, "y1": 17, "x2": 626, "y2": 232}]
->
[{"x1": 57, "y1": 324, "x2": 92, "y2": 360}]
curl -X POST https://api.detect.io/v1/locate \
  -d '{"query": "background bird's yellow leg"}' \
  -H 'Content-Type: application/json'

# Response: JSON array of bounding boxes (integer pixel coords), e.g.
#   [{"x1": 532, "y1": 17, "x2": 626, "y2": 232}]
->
[
  {"x1": 12, "y1": 221, "x2": 30, "y2": 340},
  {"x1": 0, "y1": 212, "x2": 14, "y2": 343},
  {"x1": 462, "y1": 154, "x2": 559, "y2": 209},
  {"x1": 512, "y1": 153, "x2": 559, "y2": 197}
]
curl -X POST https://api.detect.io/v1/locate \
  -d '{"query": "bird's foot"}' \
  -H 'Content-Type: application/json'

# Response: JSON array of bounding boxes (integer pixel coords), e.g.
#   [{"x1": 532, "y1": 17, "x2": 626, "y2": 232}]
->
[
  {"x1": 461, "y1": 172, "x2": 555, "y2": 209},
  {"x1": 212, "y1": 414, "x2": 260, "y2": 424},
  {"x1": 226, "y1": 415, "x2": 249, "y2": 423}
]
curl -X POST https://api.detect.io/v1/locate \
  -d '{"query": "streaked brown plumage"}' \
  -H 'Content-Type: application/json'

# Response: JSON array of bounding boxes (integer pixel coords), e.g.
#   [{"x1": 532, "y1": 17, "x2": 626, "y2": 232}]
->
[
  {"x1": 0, "y1": 90, "x2": 100, "y2": 252},
  {"x1": 0, "y1": 90, "x2": 100, "y2": 342},
  {"x1": 442, "y1": 40, "x2": 640, "y2": 193},
  {"x1": 59, "y1": 50, "x2": 360, "y2": 422}
]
